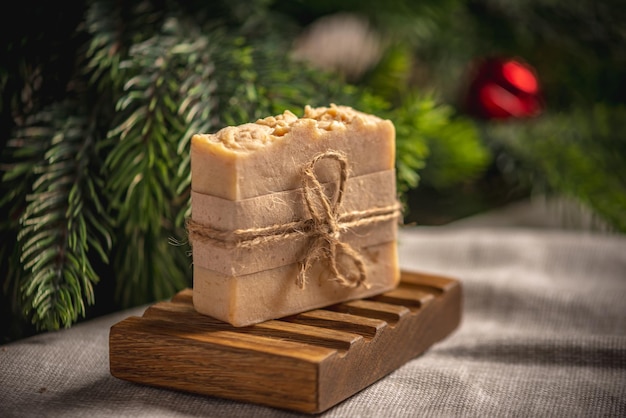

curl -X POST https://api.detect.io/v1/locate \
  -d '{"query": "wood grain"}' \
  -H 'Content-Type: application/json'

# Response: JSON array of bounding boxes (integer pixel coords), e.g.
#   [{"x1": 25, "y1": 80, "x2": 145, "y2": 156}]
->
[{"x1": 109, "y1": 270, "x2": 462, "y2": 414}]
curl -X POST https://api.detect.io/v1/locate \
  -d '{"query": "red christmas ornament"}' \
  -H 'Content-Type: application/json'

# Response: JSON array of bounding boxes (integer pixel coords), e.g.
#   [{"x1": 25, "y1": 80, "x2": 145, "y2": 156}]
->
[{"x1": 463, "y1": 57, "x2": 543, "y2": 120}]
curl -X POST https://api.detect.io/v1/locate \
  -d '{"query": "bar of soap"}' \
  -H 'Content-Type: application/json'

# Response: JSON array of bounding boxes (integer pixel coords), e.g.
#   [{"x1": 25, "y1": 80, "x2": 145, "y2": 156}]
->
[{"x1": 190, "y1": 104, "x2": 401, "y2": 326}]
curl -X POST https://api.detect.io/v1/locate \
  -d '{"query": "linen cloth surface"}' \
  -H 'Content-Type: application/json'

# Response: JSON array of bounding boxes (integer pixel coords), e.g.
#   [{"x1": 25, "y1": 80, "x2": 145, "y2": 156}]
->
[{"x1": 1, "y1": 211, "x2": 625, "y2": 417}]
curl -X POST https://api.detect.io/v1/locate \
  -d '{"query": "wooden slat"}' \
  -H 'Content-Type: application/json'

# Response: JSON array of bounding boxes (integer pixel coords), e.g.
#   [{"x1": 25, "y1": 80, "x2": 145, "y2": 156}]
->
[
  {"x1": 370, "y1": 287, "x2": 434, "y2": 310},
  {"x1": 170, "y1": 288, "x2": 192, "y2": 304},
  {"x1": 285, "y1": 309, "x2": 387, "y2": 339},
  {"x1": 400, "y1": 270, "x2": 458, "y2": 292},
  {"x1": 328, "y1": 300, "x2": 410, "y2": 324},
  {"x1": 255, "y1": 321, "x2": 362, "y2": 353}
]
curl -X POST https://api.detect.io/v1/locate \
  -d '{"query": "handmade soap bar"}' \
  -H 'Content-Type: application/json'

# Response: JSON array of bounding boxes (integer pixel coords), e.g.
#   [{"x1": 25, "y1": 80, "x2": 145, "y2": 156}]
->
[{"x1": 189, "y1": 104, "x2": 402, "y2": 326}]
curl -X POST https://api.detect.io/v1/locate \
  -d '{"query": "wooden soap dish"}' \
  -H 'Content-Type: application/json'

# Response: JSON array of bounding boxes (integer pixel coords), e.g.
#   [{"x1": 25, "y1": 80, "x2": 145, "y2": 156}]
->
[{"x1": 109, "y1": 270, "x2": 462, "y2": 414}]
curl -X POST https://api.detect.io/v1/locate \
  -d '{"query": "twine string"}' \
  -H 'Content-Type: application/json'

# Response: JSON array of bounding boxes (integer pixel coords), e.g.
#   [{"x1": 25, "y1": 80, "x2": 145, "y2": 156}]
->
[{"x1": 297, "y1": 151, "x2": 367, "y2": 289}]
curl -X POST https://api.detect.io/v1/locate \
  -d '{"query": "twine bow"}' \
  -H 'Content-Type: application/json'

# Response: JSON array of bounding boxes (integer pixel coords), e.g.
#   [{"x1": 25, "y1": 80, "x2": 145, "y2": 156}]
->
[{"x1": 297, "y1": 151, "x2": 368, "y2": 289}]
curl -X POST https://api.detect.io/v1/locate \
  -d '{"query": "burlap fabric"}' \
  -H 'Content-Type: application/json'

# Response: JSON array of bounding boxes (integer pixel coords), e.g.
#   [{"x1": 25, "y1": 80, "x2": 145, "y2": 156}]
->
[{"x1": 2, "y1": 203, "x2": 624, "y2": 417}]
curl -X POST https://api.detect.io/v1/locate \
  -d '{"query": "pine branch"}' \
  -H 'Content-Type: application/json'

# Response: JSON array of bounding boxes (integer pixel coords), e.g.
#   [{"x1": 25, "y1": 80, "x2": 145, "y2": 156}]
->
[
  {"x1": 84, "y1": 0, "x2": 170, "y2": 92},
  {"x1": 4, "y1": 101, "x2": 112, "y2": 330},
  {"x1": 173, "y1": 26, "x2": 223, "y2": 223},
  {"x1": 0, "y1": 111, "x2": 51, "y2": 337},
  {"x1": 353, "y1": 93, "x2": 488, "y2": 196},
  {"x1": 404, "y1": 97, "x2": 490, "y2": 190},
  {"x1": 104, "y1": 17, "x2": 198, "y2": 307}
]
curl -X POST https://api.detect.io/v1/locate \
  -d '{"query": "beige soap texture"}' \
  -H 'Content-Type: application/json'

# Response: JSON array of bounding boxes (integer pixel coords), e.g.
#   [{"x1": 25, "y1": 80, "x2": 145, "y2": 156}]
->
[{"x1": 190, "y1": 104, "x2": 401, "y2": 326}]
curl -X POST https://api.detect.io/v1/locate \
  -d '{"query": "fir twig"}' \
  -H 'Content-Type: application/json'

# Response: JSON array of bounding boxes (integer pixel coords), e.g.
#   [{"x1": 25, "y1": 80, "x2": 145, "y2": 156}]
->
[
  {"x1": 104, "y1": 17, "x2": 196, "y2": 307},
  {"x1": 5, "y1": 101, "x2": 112, "y2": 330}
]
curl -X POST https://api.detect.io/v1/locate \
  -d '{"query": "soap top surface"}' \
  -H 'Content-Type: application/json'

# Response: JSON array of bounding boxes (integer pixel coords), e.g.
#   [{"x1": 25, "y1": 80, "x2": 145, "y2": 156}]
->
[
  {"x1": 190, "y1": 103, "x2": 395, "y2": 199},
  {"x1": 192, "y1": 104, "x2": 389, "y2": 154}
]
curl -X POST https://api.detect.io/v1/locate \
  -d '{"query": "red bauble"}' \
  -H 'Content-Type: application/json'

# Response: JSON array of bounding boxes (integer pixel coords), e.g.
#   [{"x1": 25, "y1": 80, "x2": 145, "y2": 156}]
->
[{"x1": 463, "y1": 57, "x2": 543, "y2": 120}]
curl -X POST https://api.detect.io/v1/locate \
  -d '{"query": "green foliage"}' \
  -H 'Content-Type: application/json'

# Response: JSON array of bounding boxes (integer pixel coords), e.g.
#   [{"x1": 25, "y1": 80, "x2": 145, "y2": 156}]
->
[
  {"x1": 102, "y1": 18, "x2": 192, "y2": 307},
  {"x1": 391, "y1": 95, "x2": 489, "y2": 193},
  {"x1": 352, "y1": 0, "x2": 626, "y2": 228},
  {"x1": 1, "y1": 100, "x2": 112, "y2": 331},
  {"x1": 1, "y1": 0, "x2": 480, "y2": 340},
  {"x1": 7, "y1": 0, "x2": 620, "y2": 341},
  {"x1": 485, "y1": 105, "x2": 626, "y2": 232}
]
